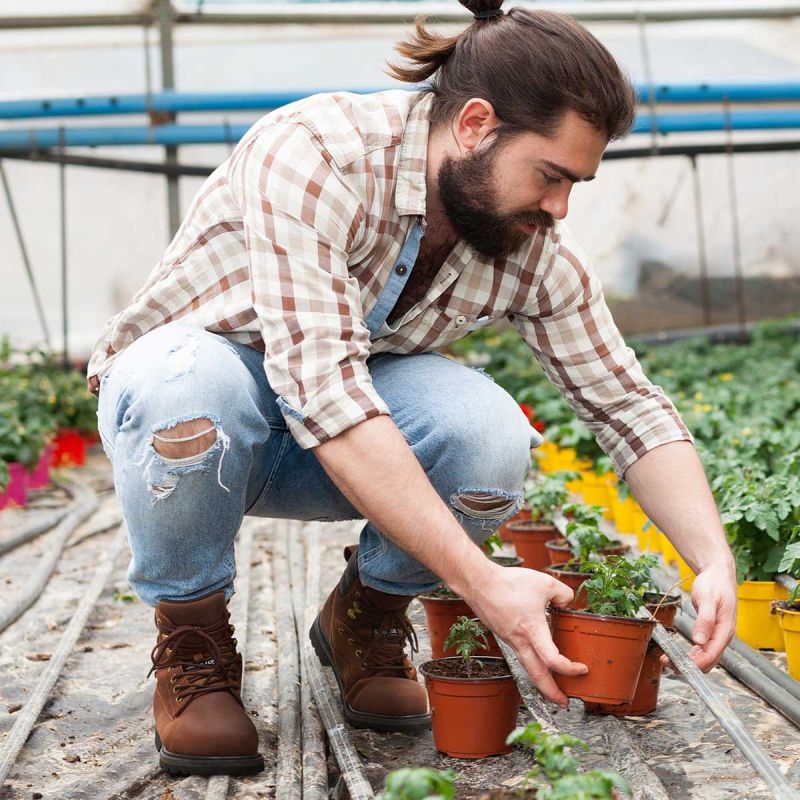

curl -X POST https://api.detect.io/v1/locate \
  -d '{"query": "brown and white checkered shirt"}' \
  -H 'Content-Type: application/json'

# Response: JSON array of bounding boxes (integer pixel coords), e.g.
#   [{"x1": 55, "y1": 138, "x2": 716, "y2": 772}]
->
[{"x1": 88, "y1": 89, "x2": 691, "y2": 475}]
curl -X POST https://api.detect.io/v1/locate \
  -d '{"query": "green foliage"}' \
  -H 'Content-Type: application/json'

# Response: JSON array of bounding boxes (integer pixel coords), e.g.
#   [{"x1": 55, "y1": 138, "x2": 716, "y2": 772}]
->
[
  {"x1": 506, "y1": 722, "x2": 630, "y2": 799},
  {"x1": 443, "y1": 616, "x2": 489, "y2": 677},
  {"x1": 523, "y1": 472, "x2": 576, "y2": 524},
  {"x1": 565, "y1": 520, "x2": 613, "y2": 564},
  {"x1": 376, "y1": 768, "x2": 457, "y2": 800},
  {"x1": 482, "y1": 533, "x2": 503, "y2": 556},
  {"x1": 581, "y1": 556, "x2": 651, "y2": 618}
]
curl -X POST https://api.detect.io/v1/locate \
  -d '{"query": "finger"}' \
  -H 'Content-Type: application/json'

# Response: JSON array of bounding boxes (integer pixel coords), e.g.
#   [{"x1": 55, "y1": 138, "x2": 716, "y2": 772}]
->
[
  {"x1": 691, "y1": 600, "x2": 718, "y2": 647},
  {"x1": 547, "y1": 578, "x2": 575, "y2": 608},
  {"x1": 659, "y1": 653, "x2": 677, "y2": 672},
  {"x1": 527, "y1": 627, "x2": 588, "y2": 677},
  {"x1": 515, "y1": 645, "x2": 570, "y2": 708}
]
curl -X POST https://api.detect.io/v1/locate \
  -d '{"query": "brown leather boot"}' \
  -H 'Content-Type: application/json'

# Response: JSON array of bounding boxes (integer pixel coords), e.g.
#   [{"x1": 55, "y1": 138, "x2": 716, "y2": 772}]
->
[
  {"x1": 309, "y1": 546, "x2": 430, "y2": 732},
  {"x1": 150, "y1": 591, "x2": 264, "y2": 775}
]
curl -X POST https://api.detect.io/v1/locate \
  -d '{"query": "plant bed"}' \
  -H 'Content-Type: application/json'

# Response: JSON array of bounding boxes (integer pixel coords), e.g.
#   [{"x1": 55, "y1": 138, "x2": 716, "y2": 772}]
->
[
  {"x1": 584, "y1": 592, "x2": 681, "y2": 716},
  {"x1": 52, "y1": 428, "x2": 87, "y2": 468},
  {"x1": 549, "y1": 557, "x2": 656, "y2": 705},
  {"x1": 419, "y1": 619, "x2": 520, "y2": 759},
  {"x1": 26, "y1": 442, "x2": 54, "y2": 490}
]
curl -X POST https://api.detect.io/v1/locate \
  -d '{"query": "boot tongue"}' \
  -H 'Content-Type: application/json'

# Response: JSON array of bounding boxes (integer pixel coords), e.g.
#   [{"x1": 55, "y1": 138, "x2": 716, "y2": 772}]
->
[
  {"x1": 361, "y1": 585, "x2": 413, "y2": 612},
  {"x1": 156, "y1": 591, "x2": 228, "y2": 628}
]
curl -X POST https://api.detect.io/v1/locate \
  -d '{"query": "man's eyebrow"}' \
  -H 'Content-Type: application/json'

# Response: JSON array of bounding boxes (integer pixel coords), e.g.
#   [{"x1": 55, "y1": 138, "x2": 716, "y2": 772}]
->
[{"x1": 542, "y1": 160, "x2": 596, "y2": 183}]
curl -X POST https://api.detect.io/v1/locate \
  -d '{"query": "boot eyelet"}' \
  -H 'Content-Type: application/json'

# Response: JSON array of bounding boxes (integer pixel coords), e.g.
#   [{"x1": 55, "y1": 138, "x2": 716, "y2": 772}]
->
[
  {"x1": 355, "y1": 649, "x2": 362, "y2": 657},
  {"x1": 347, "y1": 638, "x2": 354, "y2": 645},
  {"x1": 337, "y1": 627, "x2": 344, "y2": 634},
  {"x1": 170, "y1": 676, "x2": 176, "y2": 683}
]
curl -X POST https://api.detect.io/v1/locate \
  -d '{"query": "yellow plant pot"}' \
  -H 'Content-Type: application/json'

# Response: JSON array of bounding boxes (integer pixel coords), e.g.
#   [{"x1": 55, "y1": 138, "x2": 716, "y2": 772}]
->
[
  {"x1": 536, "y1": 440, "x2": 560, "y2": 473},
  {"x1": 579, "y1": 471, "x2": 614, "y2": 518},
  {"x1": 613, "y1": 495, "x2": 635, "y2": 534},
  {"x1": 675, "y1": 555, "x2": 695, "y2": 592},
  {"x1": 775, "y1": 607, "x2": 800, "y2": 679},
  {"x1": 642, "y1": 524, "x2": 661, "y2": 554},
  {"x1": 609, "y1": 490, "x2": 626, "y2": 532},
  {"x1": 659, "y1": 532, "x2": 679, "y2": 566},
  {"x1": 736, "y1": 581, "x2": 789, "y2": 651}
]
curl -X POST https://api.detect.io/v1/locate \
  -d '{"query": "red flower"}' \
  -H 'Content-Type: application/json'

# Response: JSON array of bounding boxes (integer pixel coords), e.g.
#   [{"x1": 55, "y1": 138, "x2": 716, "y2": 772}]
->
[
  {"x1": 518, "y1": 402, "x2": 534, "y2": 422},
  {"x1": 534, "y1": 420, "x2": 545, "y2": 433}
]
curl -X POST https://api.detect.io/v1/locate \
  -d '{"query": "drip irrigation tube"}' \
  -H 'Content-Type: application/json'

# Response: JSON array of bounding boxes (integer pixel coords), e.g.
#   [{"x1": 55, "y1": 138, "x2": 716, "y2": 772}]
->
[
  {"x1": 0, "y1": 525, "x2": 127, "y2": 787},
  {"x1": 0, "y1": 506, "x2": 69, "y2": 556},
  {"x1": 274, "y1": 526, "x2": 303, "y2": 800},
  {"x1": 646, "y1": 615, "x2": 800, "y2": 799},
  {"x1": 303, "y1": 533, "x2": 374, "y2": 800},
  {"x1": 0, "y1": 474, "x2": 98, "y2": 634}
]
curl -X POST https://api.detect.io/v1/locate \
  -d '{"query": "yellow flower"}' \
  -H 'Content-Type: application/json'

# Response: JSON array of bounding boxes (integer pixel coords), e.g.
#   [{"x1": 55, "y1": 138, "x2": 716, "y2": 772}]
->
[
  {"x1": 703, "y1": 404, "x2": 712, "y2": 412},
  {"x1": 693, "y1": 404, "x2": 703, "y2": 413},
  {"x1": 719, "y1": 373, "x2": 734, "y2": 382},
  {"x1": 741, "y1": 427, "x2": 752, "y2": 436},
  {"x1": 694, "y1": 392, "x2": 704, "y2": 401},
  {"x1": 662, "y1": 369, "x2": 673, "y2": 376},
  {"x1": 732, "y1": 437, "x2": 741, "y2": 445}
]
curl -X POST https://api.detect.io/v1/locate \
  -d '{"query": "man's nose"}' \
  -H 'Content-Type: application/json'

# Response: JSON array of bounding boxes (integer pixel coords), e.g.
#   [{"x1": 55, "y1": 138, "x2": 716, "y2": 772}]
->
[{"x1": 540, "y1": 186, "x2": 571, "y2": 220}]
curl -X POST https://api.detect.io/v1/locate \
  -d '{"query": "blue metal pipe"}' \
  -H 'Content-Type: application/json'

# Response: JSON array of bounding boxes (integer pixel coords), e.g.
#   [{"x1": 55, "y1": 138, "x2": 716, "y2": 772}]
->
[
  {"x1": 1, "y1": 83, "x2": 800, "y2": 120},
  {"x1": 1, "y1": 109, "x2": 799, "y2": 150}
]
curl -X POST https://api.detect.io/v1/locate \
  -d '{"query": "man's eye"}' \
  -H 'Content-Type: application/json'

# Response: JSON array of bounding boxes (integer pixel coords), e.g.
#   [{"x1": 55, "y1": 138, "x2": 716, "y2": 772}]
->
[{"x1": 540, "y1": 170, "x2": 560, "y2": 185}]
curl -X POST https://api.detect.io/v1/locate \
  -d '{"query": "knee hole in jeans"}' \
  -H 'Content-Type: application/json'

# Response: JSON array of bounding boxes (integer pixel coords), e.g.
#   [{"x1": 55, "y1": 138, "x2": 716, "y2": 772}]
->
[{"x1": 152, "y1": 417, "x2": 217, "y2": 459}]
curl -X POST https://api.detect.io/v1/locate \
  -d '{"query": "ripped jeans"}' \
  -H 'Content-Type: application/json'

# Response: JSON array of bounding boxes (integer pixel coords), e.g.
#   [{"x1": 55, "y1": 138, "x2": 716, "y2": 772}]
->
[{"x1": 96, "y1": 322, "x2": 540, "y2": 606}]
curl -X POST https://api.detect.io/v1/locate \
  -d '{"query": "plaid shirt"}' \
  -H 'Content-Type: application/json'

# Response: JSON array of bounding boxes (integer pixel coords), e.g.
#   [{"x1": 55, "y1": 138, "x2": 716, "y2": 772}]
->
[{"x1": 88, "y1": 89, "x2": 691, "y2": 475}]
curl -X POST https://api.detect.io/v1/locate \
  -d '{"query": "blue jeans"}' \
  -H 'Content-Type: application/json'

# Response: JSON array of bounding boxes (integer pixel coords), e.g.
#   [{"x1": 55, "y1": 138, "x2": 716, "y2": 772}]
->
[{"x1": 97, "y1": 323, "x2": 539, "y2": 606}]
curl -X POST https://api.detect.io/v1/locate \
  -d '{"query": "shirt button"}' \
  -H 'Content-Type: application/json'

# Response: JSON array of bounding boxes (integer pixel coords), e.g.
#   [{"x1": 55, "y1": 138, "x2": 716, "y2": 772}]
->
[
  {"x1": 455, "y1": 315, "x2": 467, "y2": 327},
  {"x1": 395, "y1": 264, "x2": 407, "y2": 275}
]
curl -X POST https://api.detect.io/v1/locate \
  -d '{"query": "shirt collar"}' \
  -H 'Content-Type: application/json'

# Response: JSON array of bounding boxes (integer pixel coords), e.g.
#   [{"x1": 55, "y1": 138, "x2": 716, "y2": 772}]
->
[{"x1": 394, "y1": 91, "x2": 433, "y2": 218}]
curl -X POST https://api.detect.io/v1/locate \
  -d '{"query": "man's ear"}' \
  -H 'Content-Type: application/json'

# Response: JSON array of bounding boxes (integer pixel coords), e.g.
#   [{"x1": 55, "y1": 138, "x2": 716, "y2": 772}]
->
[{"x1": 453, "y1": 98, "x2": 499, "y2": 153}]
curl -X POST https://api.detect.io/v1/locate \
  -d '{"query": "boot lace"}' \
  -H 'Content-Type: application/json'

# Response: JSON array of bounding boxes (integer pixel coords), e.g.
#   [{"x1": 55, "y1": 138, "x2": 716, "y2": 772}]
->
[
  {"x1": 355, "y1": 609, "x2": 419, "y2": 673},
  {"x1": 148, "y1": 616, "x2": 241, "y2": 715}
]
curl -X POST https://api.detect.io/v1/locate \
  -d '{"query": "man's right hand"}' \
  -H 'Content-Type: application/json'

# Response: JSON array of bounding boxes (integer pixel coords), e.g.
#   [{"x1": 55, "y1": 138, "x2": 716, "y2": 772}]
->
[{"x1": 459, "y1": 564, "x2": 588, "y2": 708}]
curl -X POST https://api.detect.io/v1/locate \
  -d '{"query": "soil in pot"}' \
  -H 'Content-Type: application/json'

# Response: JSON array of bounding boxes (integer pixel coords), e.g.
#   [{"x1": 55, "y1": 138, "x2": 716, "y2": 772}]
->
[
  {"x1": 546, "y1": 539, "x2": 629, "y2": 566},
  {"x1": 509, "y1": 520, "x2": 562, "y2": 570},
  {"x1": 419, "y1": 592, "x2": 503, "y2": 659},
  {"x1": 419, "y1": 657, "x2": 520, "y2": 759},
  {"x1": 546, "y1": 563, "x2": 592, "y2": 610},
  {"x1": 550, "y1": 607, "x2": 655, "y2": 705},
  {"x1": 584, "y1": 593, "x2": 681, "y2": 716}
]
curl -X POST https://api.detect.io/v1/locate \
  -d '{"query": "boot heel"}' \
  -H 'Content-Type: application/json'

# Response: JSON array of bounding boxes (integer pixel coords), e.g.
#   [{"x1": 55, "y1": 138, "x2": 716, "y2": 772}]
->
[
  {"x1": 155, "y1": 730, "x2": 162, "y2": 751},
  {"x1": 309, "y1": 616, "x2": 332, "y2": 667}
]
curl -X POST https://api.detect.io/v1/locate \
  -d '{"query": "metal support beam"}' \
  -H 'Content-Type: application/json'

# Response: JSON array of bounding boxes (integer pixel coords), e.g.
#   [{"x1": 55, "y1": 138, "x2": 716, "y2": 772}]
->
[{"x1": 158, "y1": 0, "x2": 180, "y2": 238}]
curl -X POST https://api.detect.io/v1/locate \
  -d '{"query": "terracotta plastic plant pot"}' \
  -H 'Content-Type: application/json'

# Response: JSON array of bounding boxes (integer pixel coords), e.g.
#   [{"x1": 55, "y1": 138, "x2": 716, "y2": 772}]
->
[
  {"x1": 490, "y1": 555, "x2": 524, "y2": 568},
  {"x1": 27, "y1": 443, "x2": 55, "y2": 490},
  {"x1": 545, "y1": 539, "x2": 629, "y2": 566},
  {"x1": 736, "y1": 581, "x2": 789, "y2": 651},
  {"x1": 775, "y1": 607, "x2": 800, "y2": 679},
  {"x1": 508, "y1": 521, "x2": 561, "y2": 570},
  {"x1": 584, "y1": 593, "x2": 681, "y2": 716},
  {"x1": 546, "y1": 565, "x2": 590, "y2": 610},
  {"x1": 419, "y1": 657, "x2": 520, "y2": 759},
  {"x1": 550, "y1": 607, "x2": 655, "y2": 705},
  {"x1": 418, "y1": 595, "x2": 503, "y2": 659},
  {"x1": 0, "y1": 462, "x2": 28, "y2": 510},
  {"x1": 499, "y1": 506, "x2": 531, "y2": 542},
  {"x1": 52, "y1": 428, "x2": 86, "y2": 468}
]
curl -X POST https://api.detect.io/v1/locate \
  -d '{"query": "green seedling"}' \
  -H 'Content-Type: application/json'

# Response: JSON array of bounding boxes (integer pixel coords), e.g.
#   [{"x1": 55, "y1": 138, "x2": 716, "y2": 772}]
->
[
  {"x1": 376, "y1": 767, "x2": 457, "y2": 800},
  {"x1": 565, "y1": 520, "x2": 613, "y2": 565},
  {"x1": 506, "y1": 722, "x2": 630, "y2": 799},
  {"x1": 482, "y1": 532, "x2": 504, "y2": 556},
  {"x1": 443, "y1": 616, "x2": 489, "y2": 677},
  {"x1": 581, "y1": 556, "x2": 651, "y2": 618},
  {"x1": 562, "y1": 503, "x2": 605, "y2": 527},
  {"x1": 523, "y1": 472, "x2": 577, "y2": 524}
]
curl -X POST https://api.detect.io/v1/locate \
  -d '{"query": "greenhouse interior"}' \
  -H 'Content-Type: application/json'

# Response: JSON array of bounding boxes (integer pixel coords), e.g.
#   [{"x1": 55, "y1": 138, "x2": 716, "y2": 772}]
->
[{"x1": 2, "y1": 1, "x2": 800, "y2": 799}]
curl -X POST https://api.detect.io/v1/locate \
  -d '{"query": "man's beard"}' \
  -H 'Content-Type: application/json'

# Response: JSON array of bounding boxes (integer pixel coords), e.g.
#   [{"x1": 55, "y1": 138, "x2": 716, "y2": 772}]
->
[{"x1": 437, "y1": 143, "x2": 555, "y2": 259}]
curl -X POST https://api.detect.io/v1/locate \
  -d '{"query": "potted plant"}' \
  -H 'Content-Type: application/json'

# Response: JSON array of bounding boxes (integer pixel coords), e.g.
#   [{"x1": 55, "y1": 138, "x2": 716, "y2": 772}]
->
[
  {"x1": 49, "y1": 369, "x2": 99, "y2": 467},
  {"x1": 545, "y1": 508, "x2": 629, "y2": 567},
  {"x1": 376, "y1": 767, "x2": 456, "y2": 800},
  {"x1": 419, "y1": 536, "x2": 518, "y2": 659},
  {"x1": 549, "y1": 557, "x2": 656, "y2": 706},
  {"x1": 419, "y1": 617, "x2": 520, "y2": 759},
  {"x1": 772, "y1": 543, "x2": 800, "y2": 679},
  {"x1": 477, "y1": 722, "x2": 631, "y2": 799},
  {"x1": 0, "y1": 399, "x2": 48, "y2": 510},
  {"x1": 507, "y1": 472, "x2": 574, "y2": 570},
  {"x1": 584, "y1": 558, "x2": 680, "y2": 716}
]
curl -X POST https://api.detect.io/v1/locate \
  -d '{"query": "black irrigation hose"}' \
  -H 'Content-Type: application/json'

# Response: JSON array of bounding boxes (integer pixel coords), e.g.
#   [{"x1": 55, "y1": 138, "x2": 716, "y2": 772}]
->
[
  {"x1": 0, "y1": 525, "x2": 126, "y2": 786},
  {"x1": 0, "y1": 474, "x2": 97, "y2": 633},
  {"x1": 0, "y1": 506, "x2": 69, "y2": 556}
]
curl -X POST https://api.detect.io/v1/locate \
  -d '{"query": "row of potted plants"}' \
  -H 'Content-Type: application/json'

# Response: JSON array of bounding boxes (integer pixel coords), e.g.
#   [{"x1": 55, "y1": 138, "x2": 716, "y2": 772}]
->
[
  {"x1": 451, "y1": 322, "x2": 800, "y2": 673},
  {"x1": 0, "y1": 338, "x2": 98, "y2": 509}
]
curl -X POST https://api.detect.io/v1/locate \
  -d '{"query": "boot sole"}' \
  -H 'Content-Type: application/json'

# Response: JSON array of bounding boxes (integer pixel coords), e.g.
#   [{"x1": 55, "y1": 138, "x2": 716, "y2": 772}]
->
[
  {"x1": 309, "y1": 614, "x2": 431, "y2": 733},
  {"x1": 155, "y1": 731, "x2": 264, "y2": 776}
]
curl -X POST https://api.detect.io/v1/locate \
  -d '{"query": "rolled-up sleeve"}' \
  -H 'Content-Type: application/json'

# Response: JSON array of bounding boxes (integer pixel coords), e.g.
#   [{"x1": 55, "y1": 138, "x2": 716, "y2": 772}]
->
[
  {"x1": 229, "y1": 122, "x2": 390, "y2": 448},
  {"x1": 511, "y1": 225, "x2": 693, "y2": 478}
]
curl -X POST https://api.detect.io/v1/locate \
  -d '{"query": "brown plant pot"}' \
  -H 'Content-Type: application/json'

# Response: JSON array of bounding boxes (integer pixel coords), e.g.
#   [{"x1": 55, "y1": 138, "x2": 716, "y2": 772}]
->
[
  {"x1": 546, "y1": 564, "x2": 591, "y2": 610},
  {"x1": 499, "y1": 506, "x2": 532, "y2": 542},
  {"x1": 490, "y1": 555, "x2": 525, "y2": 568},
  {"x1": 545, "y1": 539, "x2": 630, "y2": 566},
  {"x1": 418, "y1": 595, "x2": 503, "y2": 659},
  {"x1": 508, "y1": 521, "x2": 562, "y2": 570},
  {"x1": 550, "y1": 607, "x2": 656, "y2": 705},
  {"x1": 584, "y1": 593, "x2": 681, "y2": 716},
  {"x1": 419, "y1": 657, "x2": 520, "y2": 759}
]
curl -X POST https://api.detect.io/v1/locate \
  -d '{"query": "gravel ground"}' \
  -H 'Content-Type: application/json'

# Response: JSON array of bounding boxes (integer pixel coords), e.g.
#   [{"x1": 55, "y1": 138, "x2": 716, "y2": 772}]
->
[{"x1": 1, "y1": 454, "x2": 799, "y2": 799}]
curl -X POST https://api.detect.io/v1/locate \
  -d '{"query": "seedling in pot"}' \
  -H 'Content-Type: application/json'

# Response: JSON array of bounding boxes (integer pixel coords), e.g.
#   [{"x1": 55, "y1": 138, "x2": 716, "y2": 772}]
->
[
  {"x1": 443, "y1": 616, "x2": 489, "y2": 678},
  {"x1": 503, "y1": 722, "x2": 631, "y2": 799},
  {"x1": 376, "y1": 767, "x2": 457, "y2": 800},
  {"x1": 581, "y1": 556, "x2": 652, "y2": 617},
  {"x1": 523, "y1": 471, "x2": 577, "y2": 523}
]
